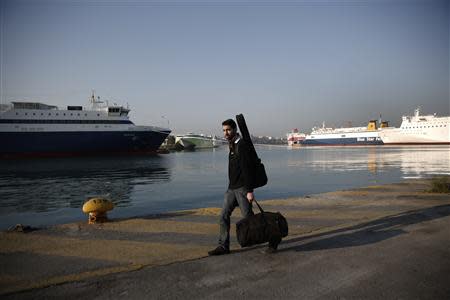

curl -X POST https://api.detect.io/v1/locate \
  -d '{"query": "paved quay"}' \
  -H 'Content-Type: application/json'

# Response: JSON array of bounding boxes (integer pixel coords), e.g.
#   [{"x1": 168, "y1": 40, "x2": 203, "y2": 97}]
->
[{"x1": 1, "y1": 179, "x2": 450, "y2": 299}]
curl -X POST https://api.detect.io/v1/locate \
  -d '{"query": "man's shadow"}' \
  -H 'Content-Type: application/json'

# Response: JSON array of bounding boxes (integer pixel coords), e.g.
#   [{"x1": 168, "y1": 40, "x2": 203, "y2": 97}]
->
[{"x1": 279, "y1": 204, "x2": 450, "y2": 252}]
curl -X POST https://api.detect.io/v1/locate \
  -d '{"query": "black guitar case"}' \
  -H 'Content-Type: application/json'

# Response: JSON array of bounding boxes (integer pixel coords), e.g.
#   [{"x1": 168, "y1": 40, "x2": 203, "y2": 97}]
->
[{"x1": 235, "y1": 114, "x2": 268, "y2": 189}]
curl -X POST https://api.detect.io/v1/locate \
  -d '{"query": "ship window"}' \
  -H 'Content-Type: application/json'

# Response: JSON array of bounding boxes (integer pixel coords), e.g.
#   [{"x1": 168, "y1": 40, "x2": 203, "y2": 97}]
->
[
  {"x1": 63, "y1": 113, "x2": 66, "y2": 116},
  {"x1": 48, "y1": 113, "x2": 51, "y2": 116},
  {"x1": 33, "y1": 113, "x2": 35, "y2": 115},
  {"x1": 70, "y1": 113, "x2": 73, "y2": 116},
  {"x1": 97, "y1": 114, "x2": 100, "y2": 116},
  {"x1": 41, "y1": 113, "x2": 43, "y2": 115},
  {"x1": 108, "y1": 107, "x2": 120, "y2": 113},
  {"x1": 68, "y1": 106, "x2": 82, "y2": 111},
  {"x1": 25, "y1": 113, "x2": 28, "y2": 115},
  {"x1": 85, "y1": 114, "x2": 87, "y2": 116},
  {"x1": 77, "y1": 113, "x2": 80, "y2": 116},
  {"x1": 16, "y1": 112, "x2": 18, "y2": 115}
]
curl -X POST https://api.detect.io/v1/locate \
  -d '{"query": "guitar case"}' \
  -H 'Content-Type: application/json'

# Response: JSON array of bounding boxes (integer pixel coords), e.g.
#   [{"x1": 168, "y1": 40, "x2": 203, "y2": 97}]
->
[{"x1": 235, "y1": 114, "x2": 267, "y2": 189}]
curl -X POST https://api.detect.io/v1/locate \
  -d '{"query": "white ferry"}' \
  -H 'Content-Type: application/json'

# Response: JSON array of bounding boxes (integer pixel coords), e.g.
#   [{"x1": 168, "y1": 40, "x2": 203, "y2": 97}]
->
[
  {"x1": 379, "y1": 108, "x2": 450, "y2": 145},
  {"x1": 301, "y1": 120, "x2": 388, "y2": 146},
  {"x1": 0, "y1": 92, "x2": 171, "y2": 158},
  {"x1": 287, "y1": 128, "x2": 306, "y2": 146}
]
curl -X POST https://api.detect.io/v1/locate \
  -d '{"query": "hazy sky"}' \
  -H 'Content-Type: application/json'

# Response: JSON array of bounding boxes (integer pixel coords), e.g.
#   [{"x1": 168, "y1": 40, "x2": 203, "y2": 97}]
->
[{"x1": 1, "y1": 0, "x2": 449, "y2": 137}]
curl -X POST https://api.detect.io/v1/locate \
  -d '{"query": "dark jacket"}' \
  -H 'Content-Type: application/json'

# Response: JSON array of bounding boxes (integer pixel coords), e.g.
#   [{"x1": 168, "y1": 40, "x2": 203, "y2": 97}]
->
[{"x1": 228, "y1": 137, "x2": 254, "y2": 192}]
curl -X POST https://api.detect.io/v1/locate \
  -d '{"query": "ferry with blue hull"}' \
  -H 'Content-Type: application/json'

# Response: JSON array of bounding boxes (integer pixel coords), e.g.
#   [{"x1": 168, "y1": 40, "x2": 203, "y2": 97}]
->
[
  {"x1": 301, "y1": 120, "x2": 387, "y2": 146},
  {"x1": 0, "y1": 93, "x2": 171, "y2": 158}
]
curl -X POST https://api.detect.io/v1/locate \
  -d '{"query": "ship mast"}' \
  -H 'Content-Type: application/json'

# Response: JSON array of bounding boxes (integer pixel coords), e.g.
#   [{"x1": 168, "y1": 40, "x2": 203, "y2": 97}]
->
[
  {"x1": 91, "y1": 90, "x2": 95, "y2": 105},
  {"x1": 414, "y1": 107, "x2": 421, "y2": 117}
]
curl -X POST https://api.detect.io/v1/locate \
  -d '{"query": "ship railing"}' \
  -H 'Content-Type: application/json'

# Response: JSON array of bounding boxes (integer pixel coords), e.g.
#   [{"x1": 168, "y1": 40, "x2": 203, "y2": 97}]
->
[
  {"x1": 311, "y1": 126, "x2": 367, "y2": 134},
  {"x1": 135, "y1": 125, "x2": 171, "y2": 133},
  {"x1": 0, "y1": 103, "x2": 13, "y2": 113}
]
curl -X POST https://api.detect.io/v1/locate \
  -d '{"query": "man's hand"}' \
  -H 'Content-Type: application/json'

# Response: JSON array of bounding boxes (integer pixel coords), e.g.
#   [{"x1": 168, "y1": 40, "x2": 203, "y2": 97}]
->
[{"x1": 246, "y1": 192, "x2": 254, "y2": 203}]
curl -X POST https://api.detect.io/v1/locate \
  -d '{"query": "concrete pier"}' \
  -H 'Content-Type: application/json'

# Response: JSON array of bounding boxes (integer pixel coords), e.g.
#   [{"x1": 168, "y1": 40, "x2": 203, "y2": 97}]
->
[{"x1": 1, "y1": 179, "x2": 450, "y2": 299}]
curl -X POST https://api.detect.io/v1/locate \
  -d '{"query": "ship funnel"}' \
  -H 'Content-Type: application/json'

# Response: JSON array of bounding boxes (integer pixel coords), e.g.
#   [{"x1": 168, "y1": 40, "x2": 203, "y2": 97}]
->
[
  {"x1": 367, "y1": 120, "x2": 378, "y2": 131},
  {"x1": 380, "y1": 121, "x2": 389, "y2": 128}
]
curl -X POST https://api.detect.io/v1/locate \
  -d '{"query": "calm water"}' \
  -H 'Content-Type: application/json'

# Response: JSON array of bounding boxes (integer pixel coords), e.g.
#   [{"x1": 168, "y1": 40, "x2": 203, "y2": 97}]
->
[{"x1": 0, "y1": 145, "x2": 449, "y2": 229}]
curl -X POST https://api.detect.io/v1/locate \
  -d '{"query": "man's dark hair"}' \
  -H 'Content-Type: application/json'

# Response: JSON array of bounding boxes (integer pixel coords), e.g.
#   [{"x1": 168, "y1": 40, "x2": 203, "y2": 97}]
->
[{"x1": 222, "y1": 119, "x2": 237, "y2": 130}]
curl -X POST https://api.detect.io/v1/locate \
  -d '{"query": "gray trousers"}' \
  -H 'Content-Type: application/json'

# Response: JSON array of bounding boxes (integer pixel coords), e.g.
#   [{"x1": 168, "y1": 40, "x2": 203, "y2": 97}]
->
[{"x1": 219, "y1": 187, "x2": 254, "y2": 249}]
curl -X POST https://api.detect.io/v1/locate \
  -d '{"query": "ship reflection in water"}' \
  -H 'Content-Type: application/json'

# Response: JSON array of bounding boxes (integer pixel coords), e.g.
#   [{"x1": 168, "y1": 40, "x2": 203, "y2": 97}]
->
[
  {"x1": 0, "y1": 156, "x2": 171, "y2": 217},
  {"x1": 386, "y1": 146, "x2": 450, "y2": 178},
  {"x1": 1, "y1": 146, "x2": 449, "y2": 229},
  {"x1": 286, "y1": 145, "x2": 450, "y2": 178}
]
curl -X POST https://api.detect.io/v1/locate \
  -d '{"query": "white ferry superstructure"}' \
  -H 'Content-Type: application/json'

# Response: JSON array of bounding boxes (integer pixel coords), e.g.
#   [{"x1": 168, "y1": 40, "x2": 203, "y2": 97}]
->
[
  {"x1": 379, "y1": 108, "x2": 450, "y2": 145},
  {"x1": 0, "y1": 93, "x2": 171, "y2": 158}
]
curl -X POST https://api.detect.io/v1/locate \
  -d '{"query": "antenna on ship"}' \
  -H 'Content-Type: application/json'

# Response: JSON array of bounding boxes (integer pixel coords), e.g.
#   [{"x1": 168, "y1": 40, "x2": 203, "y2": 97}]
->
[
  {"x1": 415, "y1": 106, "x2": 421, "y2": 117},
  {"x1": 91, "y1": 90, "x2": 95, "y2": 104}
]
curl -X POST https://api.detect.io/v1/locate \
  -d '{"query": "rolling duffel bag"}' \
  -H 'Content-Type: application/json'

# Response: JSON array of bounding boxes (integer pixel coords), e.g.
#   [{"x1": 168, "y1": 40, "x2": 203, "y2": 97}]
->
[{"x1": 236, "y1": 199, "x2": 288, "y2": 248}]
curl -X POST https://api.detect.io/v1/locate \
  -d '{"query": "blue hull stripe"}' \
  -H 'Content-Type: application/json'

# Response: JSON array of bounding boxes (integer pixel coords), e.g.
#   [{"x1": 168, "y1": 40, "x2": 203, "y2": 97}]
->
[
  {"x1": 0, "y1": 119, "x2": 133, "y2": 124},
  {"x1": 301, "y1": 137, "x2": 384, "y2": 146},
  {"x1": 1, "y1": 131, "x2": 170, "y2": 155}
]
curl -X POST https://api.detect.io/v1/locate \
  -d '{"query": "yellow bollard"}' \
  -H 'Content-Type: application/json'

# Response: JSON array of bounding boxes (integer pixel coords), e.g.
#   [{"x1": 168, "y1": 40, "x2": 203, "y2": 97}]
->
[{"x1": 82, "y1": 198, "x2": 114, "y2": 224}]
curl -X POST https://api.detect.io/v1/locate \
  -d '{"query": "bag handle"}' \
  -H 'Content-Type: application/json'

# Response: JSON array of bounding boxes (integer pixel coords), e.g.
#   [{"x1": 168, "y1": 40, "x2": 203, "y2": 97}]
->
[
  {"x1": 252, "y1": 198, "x2": 268, "y2": 227},
  {"x1": 253, "y1": 198, "x2": 264, "y2": 213}
]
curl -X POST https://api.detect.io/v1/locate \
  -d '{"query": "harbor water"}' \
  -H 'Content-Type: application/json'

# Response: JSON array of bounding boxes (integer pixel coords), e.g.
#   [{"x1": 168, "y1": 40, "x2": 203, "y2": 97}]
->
[{"x1": 0, "y1": 145, "x2": 449, "y2": 229}]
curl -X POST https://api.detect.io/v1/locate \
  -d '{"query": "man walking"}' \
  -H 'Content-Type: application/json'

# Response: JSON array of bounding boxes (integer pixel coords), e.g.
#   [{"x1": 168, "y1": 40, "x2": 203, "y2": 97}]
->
[{"x1": 208, "y1": 119, "x2": 256, "y2": 256}]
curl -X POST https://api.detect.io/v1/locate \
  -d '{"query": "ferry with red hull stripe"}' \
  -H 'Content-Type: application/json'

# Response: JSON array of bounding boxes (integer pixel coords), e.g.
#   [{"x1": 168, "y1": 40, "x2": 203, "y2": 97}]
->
[
  {"x1": 379, "y1": 108, "x2": 450, "y2": 145},
  {"x1": 0, "y1": 93, "x2": 171, "y2": 158},
  {"x1": 287, "y1": 128, "x2": 306, "y2": 146}
]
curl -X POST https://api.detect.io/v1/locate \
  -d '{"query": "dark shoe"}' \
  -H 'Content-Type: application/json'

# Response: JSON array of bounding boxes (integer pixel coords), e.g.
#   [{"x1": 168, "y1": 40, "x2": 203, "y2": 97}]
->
[{"x1": 208, "y1": 246, "x2": 230, "y2": 256}]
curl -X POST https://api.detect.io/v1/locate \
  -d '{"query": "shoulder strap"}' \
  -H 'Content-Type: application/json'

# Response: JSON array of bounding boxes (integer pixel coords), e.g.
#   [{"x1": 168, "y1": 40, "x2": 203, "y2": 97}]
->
[{"x1": 234, "y1": 137, "x2": 241, "y2": 155}]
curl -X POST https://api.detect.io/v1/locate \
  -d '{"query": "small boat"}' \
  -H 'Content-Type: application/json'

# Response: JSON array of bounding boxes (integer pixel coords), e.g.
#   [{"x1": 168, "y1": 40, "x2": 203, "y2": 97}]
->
[{"x1": 175, "y1": 133, "x2": 218, "y2": 150}]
